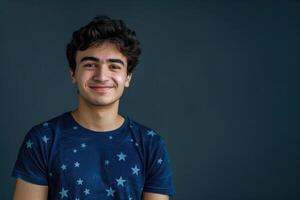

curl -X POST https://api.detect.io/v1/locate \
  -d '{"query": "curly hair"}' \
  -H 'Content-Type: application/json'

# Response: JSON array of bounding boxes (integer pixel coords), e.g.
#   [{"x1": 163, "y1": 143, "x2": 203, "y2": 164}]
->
[{"x1": 66, "y1": 15, "x2": 141, "y2": 74}]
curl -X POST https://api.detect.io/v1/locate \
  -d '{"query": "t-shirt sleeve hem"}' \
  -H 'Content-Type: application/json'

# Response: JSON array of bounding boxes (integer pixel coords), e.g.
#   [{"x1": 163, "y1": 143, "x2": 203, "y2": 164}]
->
[
  {"x1": 11, "y1": 170, "x2": 48, "y2": 186},
  {"x1": 143, "y1": 185, "x2": 175, "y2": 196}
]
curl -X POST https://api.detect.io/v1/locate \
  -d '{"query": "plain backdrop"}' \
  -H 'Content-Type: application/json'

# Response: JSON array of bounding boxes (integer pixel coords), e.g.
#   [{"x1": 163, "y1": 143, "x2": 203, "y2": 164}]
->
[{"x1": 1, "y1": 1, "x2": 299, "y2": 199}]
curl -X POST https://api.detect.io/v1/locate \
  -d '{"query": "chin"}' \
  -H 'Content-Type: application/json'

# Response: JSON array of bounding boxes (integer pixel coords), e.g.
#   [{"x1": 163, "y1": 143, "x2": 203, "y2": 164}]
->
[{"x1": 89, "y1": 98, "x2": 119, "y2": 107}]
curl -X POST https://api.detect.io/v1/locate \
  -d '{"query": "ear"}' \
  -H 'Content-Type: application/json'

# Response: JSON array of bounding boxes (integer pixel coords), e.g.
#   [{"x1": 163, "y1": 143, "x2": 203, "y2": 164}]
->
[
  {"x1": 125, "y1": 73, "x2": 132, "y2": 87},
  {"x1": 70, "y1": 70, "x2": 76, "y2": 84}
]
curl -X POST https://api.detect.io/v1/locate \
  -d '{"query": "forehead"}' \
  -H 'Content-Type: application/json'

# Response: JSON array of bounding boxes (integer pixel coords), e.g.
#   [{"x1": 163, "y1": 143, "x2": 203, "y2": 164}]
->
[{"x1": 75, "y1": 42, "x2": 127, "y2": 64}]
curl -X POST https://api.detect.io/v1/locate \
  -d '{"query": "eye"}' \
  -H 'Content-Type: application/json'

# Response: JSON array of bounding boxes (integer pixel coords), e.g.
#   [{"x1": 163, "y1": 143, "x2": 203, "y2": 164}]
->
[
  {"x1": 84, "y1": 63, "x2": 96, "y2": 68},
  {"x1": 110, "y1": 65, "x2": 121, "y2": 70}
]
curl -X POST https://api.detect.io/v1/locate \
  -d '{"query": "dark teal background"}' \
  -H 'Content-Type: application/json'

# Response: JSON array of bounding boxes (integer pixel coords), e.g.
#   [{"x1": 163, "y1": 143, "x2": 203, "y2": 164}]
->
[{"x1": 1, "y1": 1, "x2": 299, "y2": 199}]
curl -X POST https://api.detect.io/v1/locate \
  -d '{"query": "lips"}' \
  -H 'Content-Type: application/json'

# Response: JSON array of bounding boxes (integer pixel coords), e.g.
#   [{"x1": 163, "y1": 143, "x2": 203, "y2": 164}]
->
[
  {"x1": 91, "y1": 86, "x2": 112, "y2": 88},
  {"x1": 89, "y1": 85, "x2": 113, "y2": 91}
]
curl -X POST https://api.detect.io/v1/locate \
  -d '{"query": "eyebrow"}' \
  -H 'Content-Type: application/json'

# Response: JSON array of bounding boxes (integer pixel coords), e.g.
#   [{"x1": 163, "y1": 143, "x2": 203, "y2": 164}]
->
[
  {"x1": 80, "y1": 56, "x2": 125, "y2": 66},
  {"x1": 80, "y1": 56, "x2": 99, "y2": 63}
]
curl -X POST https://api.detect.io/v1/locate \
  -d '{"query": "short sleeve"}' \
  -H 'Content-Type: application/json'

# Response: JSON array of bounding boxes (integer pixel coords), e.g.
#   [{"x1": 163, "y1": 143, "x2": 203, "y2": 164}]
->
[
  {"x1": 143, "y1": 135, "x2": 175, "y2": 196},
  {"x1": 11, "y1": 126, "x2": 49, "y2": 185}
]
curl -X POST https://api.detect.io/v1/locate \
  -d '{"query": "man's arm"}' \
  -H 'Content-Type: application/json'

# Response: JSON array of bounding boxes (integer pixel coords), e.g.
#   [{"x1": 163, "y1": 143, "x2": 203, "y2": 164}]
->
[
  {"x1": 13, "y1": 178, "x2": 48, "y2": 200},
  {"x1": 142, "y1": 192, "x2": 169, "y2": 200}
]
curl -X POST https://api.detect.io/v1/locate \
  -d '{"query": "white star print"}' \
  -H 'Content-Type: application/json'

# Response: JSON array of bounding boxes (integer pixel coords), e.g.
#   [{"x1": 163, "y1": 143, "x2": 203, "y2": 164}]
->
[
  {"x1": 158, "y1": 158, "x2": 163, "y2": 164},
  {"x1": 147, "y1": 130, "x2": 156, "y2": 136},
  {"x1": 42, "y1": 135, "x2": 50, "y2": 144},
  {"x1": 131, "y1": 165, "x2": 140, "y2": 175},
  {"x1": 43, "y1": 122, "x2": 48, "y2": 127},
  {"x1": 128, "y1": 196, "x2": 133, "y2": 200},
  {"x1": 73, "y1": 149, "x2": 77, "y2": 153},
  {"x1": 116, "y1": 176, "x2": 126, "y2": 186},
  {"x1": 105, "y1": 160, "x2": 110, "y2": 165},
  {"x1": 81, "y1": 143, "x2": 86, "y2": 148},
  {"x1": 77, "y1": 178, "x2": 83, "y2": 185},
  {"x1": 59, "y1": 187, "x2": 68, "y2": 198},
  {"x1": 106, "y1": 187, "x2": 115, "y2": 197},
  {"x1": 117, "y1": 152, "x2": 127, "y2": 161},
  {"x1": 84, "y1": 188, "x2": 90, "y2": 195},
  {"x1": 74, "y1": 161, "x2": 80, "y2": 167},
  {"x1": 26, "y1": 140, "x2": 33, "y2": 148},
  {"x1": 109, "y1": 136, "x2": 113, "y2": 140},
  {"x1": 73, "y1": 126, "x2": 78, "y2": 130},
  {"x1": 75, "y1": 198, "x2": 80, "y2": 200},
  {"x1": 61, "y1": 164, "x2": 67, "y2": 170}
]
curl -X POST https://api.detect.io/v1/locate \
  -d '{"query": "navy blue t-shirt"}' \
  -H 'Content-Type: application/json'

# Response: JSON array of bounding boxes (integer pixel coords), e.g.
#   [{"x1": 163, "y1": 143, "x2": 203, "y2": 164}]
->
[{"x1": 11, "y1": 111, "x2": 175, "y2": 199}]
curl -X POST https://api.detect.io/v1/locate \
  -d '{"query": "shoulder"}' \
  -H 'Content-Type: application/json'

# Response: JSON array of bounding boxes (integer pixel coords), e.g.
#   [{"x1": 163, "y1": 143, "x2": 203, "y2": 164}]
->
[
  {"x1": 127, "y1": 117, "x2": 167, "y2": 147},
  {"x1": 25, "y1": 111, "x2": 69, "y2": 139}
]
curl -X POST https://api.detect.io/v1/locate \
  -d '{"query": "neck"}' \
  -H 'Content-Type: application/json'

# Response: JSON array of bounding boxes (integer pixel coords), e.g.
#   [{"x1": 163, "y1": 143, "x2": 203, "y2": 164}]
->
[{"x1": 71, "y1": 96, "x2": 124, "y2": 132}]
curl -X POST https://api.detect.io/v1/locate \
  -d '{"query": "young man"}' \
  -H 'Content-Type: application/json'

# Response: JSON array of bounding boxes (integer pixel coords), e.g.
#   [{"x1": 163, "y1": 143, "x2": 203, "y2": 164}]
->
[{"x1": 11, "y1": 16, "x2": 175, "y2": 200}]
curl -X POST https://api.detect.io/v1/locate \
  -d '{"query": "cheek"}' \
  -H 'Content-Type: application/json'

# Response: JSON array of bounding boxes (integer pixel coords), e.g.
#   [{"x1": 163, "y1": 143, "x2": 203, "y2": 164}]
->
[
  {"x1": 110, "y1": 72, "x2": 123, "y2": 80},
  {"x1": 75, "y1": 77, "x2": 89, "y2": 89},
  {"x1": 76, "y1": 71, "x2": 92, "y2": 83},
  {"x1": 115, "y1": 75, "x2": 128, "y2": 85}
]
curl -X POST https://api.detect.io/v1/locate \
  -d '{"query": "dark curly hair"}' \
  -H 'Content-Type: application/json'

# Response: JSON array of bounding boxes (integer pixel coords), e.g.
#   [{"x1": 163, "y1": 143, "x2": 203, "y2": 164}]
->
[{"x1": 66, "y1": 15, "x2": 141, "y2": 74}]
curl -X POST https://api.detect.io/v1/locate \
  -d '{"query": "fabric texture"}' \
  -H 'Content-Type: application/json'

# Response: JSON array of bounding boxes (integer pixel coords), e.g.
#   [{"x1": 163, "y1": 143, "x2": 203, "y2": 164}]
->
[{"x1": 11, "y1": 111, "x2": 175, "y2": 199}]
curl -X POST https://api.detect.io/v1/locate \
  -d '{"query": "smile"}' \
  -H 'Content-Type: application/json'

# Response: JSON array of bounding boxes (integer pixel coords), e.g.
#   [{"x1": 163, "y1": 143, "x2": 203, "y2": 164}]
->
[{"x1": 89, "y1": 86, "x2": 113, "y2": 91}]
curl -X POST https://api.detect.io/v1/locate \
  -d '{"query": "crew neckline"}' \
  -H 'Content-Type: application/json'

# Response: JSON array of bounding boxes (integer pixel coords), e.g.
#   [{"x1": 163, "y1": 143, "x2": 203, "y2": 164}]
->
[{"x1": 66, "y1": 111, "x2": 129, "y2": 137}]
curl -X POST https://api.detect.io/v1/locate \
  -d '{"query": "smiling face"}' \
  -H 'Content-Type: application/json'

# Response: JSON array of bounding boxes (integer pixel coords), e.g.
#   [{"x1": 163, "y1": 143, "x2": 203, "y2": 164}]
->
[{"x1": 70, "y1": 42, "x2": 132, "y2": 107}]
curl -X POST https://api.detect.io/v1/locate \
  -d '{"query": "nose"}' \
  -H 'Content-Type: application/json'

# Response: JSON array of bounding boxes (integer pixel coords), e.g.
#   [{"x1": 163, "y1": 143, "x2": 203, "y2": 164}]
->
[{"x1": 92, "y1": 65, "x2": 109, "y2": 82}]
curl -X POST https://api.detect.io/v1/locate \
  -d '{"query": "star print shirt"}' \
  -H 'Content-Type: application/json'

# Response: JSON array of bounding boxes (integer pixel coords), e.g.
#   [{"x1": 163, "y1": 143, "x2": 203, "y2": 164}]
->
[{"x1": 11, "y1": 111, "x2": 175, "y2": 199}]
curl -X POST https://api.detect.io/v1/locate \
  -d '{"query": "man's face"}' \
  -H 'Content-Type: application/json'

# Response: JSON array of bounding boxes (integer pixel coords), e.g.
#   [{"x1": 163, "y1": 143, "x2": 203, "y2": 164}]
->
[{"x1": 70, "y1": 42, "x2": 132, "y2": 107}]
